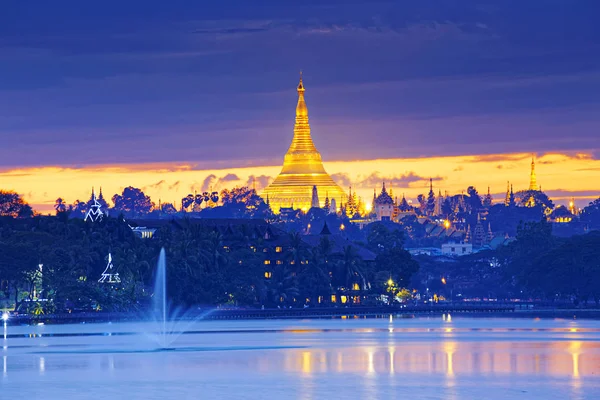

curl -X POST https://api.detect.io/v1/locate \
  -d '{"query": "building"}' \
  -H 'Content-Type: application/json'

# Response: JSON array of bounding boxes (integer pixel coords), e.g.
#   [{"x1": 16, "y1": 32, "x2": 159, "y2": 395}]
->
[
  {"x1": 373, "y1": 182, "x2": 394, "y2": 221},
  {"x1": 261, "y1": 74, "x2": 346, "y2": 212},
  {"x1": 441, "y1": 242, "x2": 473, "y2": 256}
]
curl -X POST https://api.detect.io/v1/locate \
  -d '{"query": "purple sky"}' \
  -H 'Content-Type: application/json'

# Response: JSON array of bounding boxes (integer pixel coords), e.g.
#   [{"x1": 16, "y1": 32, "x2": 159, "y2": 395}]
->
[{"x1": 1, "y1": 0, "x2": 599, "y2": 169}]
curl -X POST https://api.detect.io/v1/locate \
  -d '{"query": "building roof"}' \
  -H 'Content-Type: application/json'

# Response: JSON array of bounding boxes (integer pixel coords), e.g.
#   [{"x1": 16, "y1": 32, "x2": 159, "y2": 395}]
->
[{"x1": 375, "y1": 183, "x2": 394, "y2": 205}]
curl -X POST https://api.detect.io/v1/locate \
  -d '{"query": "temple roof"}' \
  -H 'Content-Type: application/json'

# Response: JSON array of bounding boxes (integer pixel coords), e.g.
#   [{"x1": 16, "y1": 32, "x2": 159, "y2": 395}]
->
[{"x1": 375, "y1": 182, "x2": 394, "y2": 205}]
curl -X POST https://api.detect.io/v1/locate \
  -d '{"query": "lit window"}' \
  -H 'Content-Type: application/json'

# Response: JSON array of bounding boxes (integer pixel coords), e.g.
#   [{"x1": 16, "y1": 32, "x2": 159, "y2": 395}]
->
[
  {"x1": 276, "y1": 260, "x2": 283, "y2": 265},
  {"x1": 275, "y1": 246, "x2": 282, "y2": 253},
  {"x1": 341, "y1": 296, "x2": 347, "y2": 304},
  {"x1": 264, "y1": 260, "x2": 271, "y2": 265},
  {"x1": 331, "y1": 295, "x2": 337, "y2": 303},
  {"x1": 353, "y1": 283, "x2": 360, "y2": 291},
  {"x1": 264, "y1": 272, "x2": 272, "y2": 279}
]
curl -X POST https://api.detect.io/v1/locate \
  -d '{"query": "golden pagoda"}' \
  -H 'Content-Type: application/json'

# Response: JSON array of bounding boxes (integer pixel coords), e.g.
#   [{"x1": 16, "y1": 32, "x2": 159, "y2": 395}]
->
[
  {"x1": 262, "y1": 74, "x2": 346, "y2": 212},
  {"x1": 529, "y1": 155, "x2": 539, "y2": 191}
]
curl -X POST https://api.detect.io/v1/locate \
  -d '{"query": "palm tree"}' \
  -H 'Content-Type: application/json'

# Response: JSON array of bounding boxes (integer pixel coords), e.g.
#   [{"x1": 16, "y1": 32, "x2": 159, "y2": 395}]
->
[
  {"x1": 335, "y1": 245, "x2": 366, "y2": 303},
  {"x1": 54, "y1": 198, "x2": 67, "y2": 214},
  {"x1": 200, "y1": 231, "x2": 229, "y2": 273},
  {"x1": 267, "y1": 265, "x2": 299, "y2": 307},
  {"x1": 286, "y1": 232, "x2": 308, "y2": 272}
]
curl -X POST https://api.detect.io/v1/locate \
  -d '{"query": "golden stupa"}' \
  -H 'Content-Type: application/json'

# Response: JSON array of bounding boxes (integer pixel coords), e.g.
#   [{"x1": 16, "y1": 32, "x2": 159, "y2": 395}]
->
[{"x1": 262, "y1": 74, "x2": 346, "y2": 212}]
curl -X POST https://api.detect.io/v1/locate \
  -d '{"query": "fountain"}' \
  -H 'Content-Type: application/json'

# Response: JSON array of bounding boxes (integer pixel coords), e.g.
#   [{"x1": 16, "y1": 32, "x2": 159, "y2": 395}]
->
[{"x1": 147, "y1": 248, "x2": 213, "y2": 350}]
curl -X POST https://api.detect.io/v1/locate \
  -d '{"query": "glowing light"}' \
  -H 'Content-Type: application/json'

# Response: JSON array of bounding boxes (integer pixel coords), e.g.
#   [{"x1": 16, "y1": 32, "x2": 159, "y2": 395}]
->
[
  {"x1": 1, "y1": 313, "x2": 8, "y2": 322},
  {"x1": 340, "y1": 223, "x2": 345, "y2": 230},
  {"x1": 387, "y1": 278, "x2": 394, "y2": 286},
  {"x1": 441, "y1": 277, "x2": 447, "y2": 285},
  {"x1": 443, "y1": 219, "x2": 450, "y2": 229},
  {"x1": 366, "y1": 202, "x2": 372, "y2": 212}
]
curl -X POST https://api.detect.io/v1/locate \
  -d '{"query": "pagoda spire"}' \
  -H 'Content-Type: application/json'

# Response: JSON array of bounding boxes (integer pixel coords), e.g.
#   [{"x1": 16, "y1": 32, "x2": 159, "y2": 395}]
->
[
  {"x1": 504, "y1": 181, "x2": 511, "y2": 206},
  {"x1": 529, "y1": 154, "x2": 539, "y2": 191},
  {"x1": 311, "y1": 185, "x2": 319, "y2": 208},
  {"x1": 261, "y1": 74, "x2": 346, "y2": 212}
]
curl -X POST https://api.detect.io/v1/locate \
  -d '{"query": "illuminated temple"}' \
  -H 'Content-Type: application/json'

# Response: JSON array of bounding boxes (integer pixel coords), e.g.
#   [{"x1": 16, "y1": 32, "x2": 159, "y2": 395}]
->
[{"x1": 262, "y1": 75, "x2": 346, "y2": 212}]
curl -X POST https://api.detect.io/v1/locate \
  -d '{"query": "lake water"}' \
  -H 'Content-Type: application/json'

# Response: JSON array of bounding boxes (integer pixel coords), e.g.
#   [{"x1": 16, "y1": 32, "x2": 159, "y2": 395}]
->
[{"x1": 1, "y1": 316, "x2": 600, "y2": 399}]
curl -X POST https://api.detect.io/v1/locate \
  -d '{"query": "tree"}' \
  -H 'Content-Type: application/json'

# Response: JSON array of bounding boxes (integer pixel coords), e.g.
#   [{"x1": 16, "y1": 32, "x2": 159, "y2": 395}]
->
[
  {"x1": 467, "y1": 186, "x2": 482, "y2": 212},
  {"x1": 417, "y1": 194, "x2": 426, "y2": 214},
  {"x1": 216, "y1": 186, "x2": 273, "y2": 218},
  {"x1": 334, "y1": 245, "x2": 365, "y2": 295},
  {"x1": 441, "y1": 197, "x2": 453, "y2": 217},
  {"x1": 581, "y1": 197, "x2": 600, "y2": 230},
  {"x1": 160, "y1": 203, "x2": 178, "y2": 214},
  {"x1": 499, "y1": 219, "x2": 556, "y2": 297},
  {"x1": 54, "y1": 198, "x2": 68, "y2": 214},
  {"x1": 532, "y1": 231, "x2": 600, "y2": 304},
  {"x1": 426, "y1": 188, "x2": 436, "y2": 216},
  {"x1": 112, "y1": 187, "x2": 154, "y2": 216},
  {"x1": 0, "y1": 190, "x2": 33, "y2": 217}
]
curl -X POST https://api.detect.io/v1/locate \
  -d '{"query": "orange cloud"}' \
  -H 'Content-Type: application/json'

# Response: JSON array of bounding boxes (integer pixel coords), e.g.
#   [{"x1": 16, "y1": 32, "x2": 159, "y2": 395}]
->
[{"x1": 2, "y1": 151, "x2": 598, "y2": 213}]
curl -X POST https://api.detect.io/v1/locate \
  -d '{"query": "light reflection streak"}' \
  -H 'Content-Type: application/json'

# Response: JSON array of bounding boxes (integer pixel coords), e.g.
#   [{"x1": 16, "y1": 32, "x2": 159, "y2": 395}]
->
[
  {"x1": 570, "y1": 341, "x2": 583, "y2": 399},
  {"x1": 388, "y1": 346, "x2": 395, "y2": 375},
  {"x1": 3, "y1": 355, "x2": 6, "y2": 378},
  {"x1": 39, "y1": 357, "x2": 45, "y2": 374},
  {"x1": 367, "y1": 348, "x2": 375, "y2": 376}
]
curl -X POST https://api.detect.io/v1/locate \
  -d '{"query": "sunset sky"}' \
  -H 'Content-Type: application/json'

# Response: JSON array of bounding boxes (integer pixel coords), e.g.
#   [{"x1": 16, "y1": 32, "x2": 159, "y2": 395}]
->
[{"x1": 1, "y1": 1, "x2": 599, "y2": 212}]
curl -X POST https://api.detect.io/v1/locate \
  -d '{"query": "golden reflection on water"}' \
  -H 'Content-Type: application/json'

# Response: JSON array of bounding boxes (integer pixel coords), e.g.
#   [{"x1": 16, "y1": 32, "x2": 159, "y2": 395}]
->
[{"x1": 279, "y1": 341, "x2": 600, "y2": 378}]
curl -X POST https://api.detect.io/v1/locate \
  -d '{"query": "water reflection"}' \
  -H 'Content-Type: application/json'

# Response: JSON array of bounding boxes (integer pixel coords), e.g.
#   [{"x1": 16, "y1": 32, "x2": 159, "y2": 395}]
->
[{"x1": 274, "y1": 341, "x2": 600, "y2": 378}]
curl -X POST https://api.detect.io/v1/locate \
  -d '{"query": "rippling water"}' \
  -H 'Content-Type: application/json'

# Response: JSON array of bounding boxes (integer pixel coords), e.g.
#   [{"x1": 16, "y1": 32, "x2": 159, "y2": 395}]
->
[{"x1": 2, "y1": 317, "x2": 600, "y2": 399}]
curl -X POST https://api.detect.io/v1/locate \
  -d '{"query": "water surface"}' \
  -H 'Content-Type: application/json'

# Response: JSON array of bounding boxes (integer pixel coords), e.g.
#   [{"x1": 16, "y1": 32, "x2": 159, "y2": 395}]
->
[{"x1": 2, "y1": 317, "x2": 599, "y2": 399}]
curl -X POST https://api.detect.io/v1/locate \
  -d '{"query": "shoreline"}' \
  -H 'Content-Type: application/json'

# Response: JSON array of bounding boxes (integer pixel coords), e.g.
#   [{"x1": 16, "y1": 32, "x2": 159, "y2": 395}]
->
[{"x1": 6, "y1": 305, "x2": 600, "y2": 325}]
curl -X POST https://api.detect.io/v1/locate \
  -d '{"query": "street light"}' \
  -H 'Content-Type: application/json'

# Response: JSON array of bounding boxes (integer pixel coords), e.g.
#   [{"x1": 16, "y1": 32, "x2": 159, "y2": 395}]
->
[
  {"x1": 386, "y1": 278, "x2": 398, "y2": 306},
  {"x1": 441, "y1": 277, "x2": 453, "y2": 303},
  {"x1": 1, "y1": 313, "x2": 8, "y2": 322}
]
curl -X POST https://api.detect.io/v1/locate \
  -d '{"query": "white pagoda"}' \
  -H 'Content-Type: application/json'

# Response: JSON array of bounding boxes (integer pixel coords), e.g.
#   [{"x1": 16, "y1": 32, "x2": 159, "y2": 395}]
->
[
  {"x1": 84, "y1": 188, "x2": 104, "y2": 222},
  {"x1": 98, "y1": 253, "x2": 121, "y2": 284}
]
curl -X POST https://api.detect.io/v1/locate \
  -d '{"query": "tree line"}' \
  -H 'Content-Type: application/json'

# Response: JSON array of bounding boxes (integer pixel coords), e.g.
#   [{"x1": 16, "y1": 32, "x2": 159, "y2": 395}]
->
[{"x1": 0, "y1": 214, "x2": 419, "y2": 313}]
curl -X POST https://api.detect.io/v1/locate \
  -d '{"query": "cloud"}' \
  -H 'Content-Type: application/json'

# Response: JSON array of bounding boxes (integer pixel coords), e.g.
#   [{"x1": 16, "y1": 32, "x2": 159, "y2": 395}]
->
[
  {"x1": 357, "y1": 172, "x2": 443, "y2": 189},
  {"x1": 168, "y1": 181, "x2": 181, "y2": 191},
  {"x1": 544, "y1": 189, "x2": 600, "y2": 199},
  {"x1": 246, "y1": 174, "x2": 273, "y2": 191},
  {"x1": 194, "y1": 173, "x2": 242, "y2": 192},
  {"x1": 471, "y1": 154, "x2": 529, "y2": 163},
  {"x1": 200, "y1": 174, "x2": 217, "y2": 192},
  {"x1": 220, "y1": 173, "x2": 240, "y2": 182},
  {"x1": 331, "y1": 173, "x2": 352, "y2": 188},
  {"x1": 142, "y1": 180, "x2": 166, "y2": 192}
]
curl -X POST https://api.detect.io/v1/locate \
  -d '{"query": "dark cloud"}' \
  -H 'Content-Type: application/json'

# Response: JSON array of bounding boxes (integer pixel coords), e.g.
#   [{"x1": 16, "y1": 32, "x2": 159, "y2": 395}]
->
[{"x1": 0, "y1": 2, "x2": 598, "y2": 168}]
